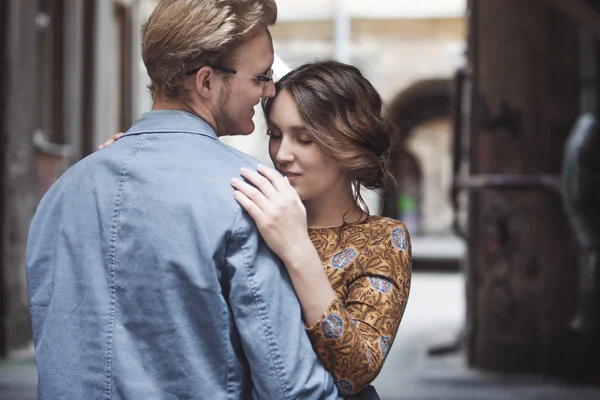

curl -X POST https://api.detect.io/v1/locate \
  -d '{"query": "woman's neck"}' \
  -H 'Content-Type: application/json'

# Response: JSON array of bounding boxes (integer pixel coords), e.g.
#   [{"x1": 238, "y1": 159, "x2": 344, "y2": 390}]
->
[{"x1": 304, "y1": 186, "x2": 365, "y2": 229}]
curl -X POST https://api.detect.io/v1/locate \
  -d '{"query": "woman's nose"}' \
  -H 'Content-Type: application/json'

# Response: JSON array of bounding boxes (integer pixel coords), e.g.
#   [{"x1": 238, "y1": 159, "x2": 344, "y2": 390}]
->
[{"x1": 274, "y1": 137, "x2": 294, "y2": 164}]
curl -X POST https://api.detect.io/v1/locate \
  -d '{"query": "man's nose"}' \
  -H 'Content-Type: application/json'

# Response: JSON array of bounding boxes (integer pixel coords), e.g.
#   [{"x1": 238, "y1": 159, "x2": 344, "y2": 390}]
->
[{"x1": 263, "y1": 80, "x2": 276, "y2": 98}]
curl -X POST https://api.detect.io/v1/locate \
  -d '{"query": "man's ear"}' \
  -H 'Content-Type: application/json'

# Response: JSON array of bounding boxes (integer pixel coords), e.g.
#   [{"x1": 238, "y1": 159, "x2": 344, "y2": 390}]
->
[{"x1": 193, "y1": 66, "x2": 216, "y2": 99}]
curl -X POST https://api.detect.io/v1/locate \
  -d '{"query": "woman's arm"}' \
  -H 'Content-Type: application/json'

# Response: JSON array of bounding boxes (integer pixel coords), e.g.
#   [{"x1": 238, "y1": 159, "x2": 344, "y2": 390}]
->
[
  {"x1": 231, "y1": 164, "x2": 336, "y2": 326},
  {"x1": 306, "y1": 223, "x2": 411, "y2": 396}
]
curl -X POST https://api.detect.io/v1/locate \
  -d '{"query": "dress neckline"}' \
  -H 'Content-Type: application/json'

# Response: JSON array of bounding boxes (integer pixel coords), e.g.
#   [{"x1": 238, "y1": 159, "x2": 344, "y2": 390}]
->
[{"x1": 307, "y1": 215, "x2": 381, "y2": 231}]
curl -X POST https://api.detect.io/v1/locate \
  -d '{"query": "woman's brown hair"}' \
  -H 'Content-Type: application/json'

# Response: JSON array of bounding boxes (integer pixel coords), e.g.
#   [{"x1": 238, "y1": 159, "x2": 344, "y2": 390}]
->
[{"x1": 262, "y1": 60, "x2": 396, "y2": 215}]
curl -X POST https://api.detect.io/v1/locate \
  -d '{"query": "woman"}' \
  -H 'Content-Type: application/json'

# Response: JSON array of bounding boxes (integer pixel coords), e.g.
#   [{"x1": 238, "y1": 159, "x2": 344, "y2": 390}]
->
[{"x1": 100, "y1": 60, "x2": 411, "y2": 398}]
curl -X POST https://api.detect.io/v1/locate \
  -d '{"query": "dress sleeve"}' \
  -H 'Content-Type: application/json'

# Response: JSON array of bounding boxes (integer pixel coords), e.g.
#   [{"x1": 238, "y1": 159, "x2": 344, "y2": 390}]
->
[{"x1": 305, "y1": 222, "x2": 412, "y2": 397}]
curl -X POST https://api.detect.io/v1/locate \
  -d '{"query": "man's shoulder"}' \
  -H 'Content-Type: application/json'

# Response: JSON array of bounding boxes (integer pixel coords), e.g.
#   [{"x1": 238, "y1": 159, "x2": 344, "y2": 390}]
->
[
  {"x1": 125, "y1": 110, "x2": 265, "y2": 170},
  {"x1": 218, "y1": 141, "x2": 264, "y2": 169}
]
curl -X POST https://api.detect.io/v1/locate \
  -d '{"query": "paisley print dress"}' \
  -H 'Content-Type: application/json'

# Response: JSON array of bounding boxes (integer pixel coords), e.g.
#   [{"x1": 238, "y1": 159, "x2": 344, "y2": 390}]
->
[{"x1": 306, "y1": 216, "x2": 412, "y2": 397}]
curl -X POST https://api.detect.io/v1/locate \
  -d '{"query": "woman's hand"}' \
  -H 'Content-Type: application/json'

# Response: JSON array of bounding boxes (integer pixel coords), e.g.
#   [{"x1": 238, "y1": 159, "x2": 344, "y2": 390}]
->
[
  {"x1": 231, "y1": 164, "x2": 311, "y2": 264},
  {"x1": 97, "y1": 132, "x2": 124, "y2": 150},
  {"x1": 232, "y1": 164, "x2": 337, "y2": 327}
]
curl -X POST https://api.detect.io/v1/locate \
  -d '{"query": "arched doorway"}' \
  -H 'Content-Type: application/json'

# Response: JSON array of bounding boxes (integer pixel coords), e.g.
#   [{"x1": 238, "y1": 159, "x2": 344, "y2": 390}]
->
[{"x1": 384, "y1": 79, "x2": 453, "y2": 236}]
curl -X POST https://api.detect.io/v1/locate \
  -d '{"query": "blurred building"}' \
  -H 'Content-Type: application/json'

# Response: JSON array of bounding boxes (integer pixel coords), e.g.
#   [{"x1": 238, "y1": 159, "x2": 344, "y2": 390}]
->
[{"x1": 0, "y1": 0, "x2": 151, "y2": 357}]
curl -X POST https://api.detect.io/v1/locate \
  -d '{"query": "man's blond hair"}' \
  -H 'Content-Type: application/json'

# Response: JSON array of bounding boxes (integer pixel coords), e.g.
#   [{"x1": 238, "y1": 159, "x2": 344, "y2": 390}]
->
[{"x1": 142, "y1": 0, "x2": 277, "y2": 100}]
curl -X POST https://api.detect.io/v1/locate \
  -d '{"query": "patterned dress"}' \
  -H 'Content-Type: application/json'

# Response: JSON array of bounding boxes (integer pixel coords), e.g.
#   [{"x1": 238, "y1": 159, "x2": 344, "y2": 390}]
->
[{"x1": 306, "y1": 215, "x2": 412, "y2": 397}]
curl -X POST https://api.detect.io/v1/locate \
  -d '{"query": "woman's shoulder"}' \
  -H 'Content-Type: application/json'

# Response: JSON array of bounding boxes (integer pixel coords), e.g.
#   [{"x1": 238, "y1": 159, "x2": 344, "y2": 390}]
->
[
  {"x1": 363, "y1": 215, "x2": 410, "y2": 236},
  {"x1": 365, "y1": 215, "x2": 406, "y2": 228},
  {"x1": 360, "y1": 215, "x2": 411, "y2": 252}
]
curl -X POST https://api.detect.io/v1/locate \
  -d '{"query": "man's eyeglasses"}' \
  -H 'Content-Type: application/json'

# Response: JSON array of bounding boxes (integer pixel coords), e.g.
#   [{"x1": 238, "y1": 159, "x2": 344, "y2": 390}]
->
[{"x1": 186, "y1": 65, "x2": 273, "y2": 83}]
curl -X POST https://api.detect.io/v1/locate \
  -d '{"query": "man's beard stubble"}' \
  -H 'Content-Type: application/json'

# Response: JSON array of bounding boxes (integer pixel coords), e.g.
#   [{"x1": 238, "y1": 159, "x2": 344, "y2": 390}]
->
[{"x1": 214, "y1": 84, "x2": 237, "y2": 135}]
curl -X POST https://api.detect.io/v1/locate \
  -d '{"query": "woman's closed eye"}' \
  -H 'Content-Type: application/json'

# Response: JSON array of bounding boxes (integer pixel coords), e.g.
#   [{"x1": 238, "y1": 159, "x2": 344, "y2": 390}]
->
[
  {"x1": 267, "y1": 128, "x2": 282, "y2": 140},
  {"x1": 267, "y1": 127, "x2": 313, "y2": 145}
]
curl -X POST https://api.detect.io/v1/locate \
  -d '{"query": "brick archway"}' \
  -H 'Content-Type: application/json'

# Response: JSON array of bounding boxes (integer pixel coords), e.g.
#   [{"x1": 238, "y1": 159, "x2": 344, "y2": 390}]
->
[{"x1": 382, "y1": 79, "x2": 452, "y2": 229}]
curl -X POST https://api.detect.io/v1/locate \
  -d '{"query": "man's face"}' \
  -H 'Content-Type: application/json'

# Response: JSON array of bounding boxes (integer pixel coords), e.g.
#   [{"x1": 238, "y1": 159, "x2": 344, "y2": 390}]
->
[{"x1": 212, "y1": 29, "x2": 276, "y2": 136}]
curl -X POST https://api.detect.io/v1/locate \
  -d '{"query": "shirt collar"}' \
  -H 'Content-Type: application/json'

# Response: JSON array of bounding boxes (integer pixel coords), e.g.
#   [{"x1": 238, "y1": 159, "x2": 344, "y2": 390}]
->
[{"x1": 124, "y1": 110, "x2": 218, "y2": 140}]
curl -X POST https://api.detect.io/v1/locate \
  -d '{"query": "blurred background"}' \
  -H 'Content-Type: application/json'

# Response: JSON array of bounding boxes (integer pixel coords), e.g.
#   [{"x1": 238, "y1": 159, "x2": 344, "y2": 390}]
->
[{"x1": 2, "y1": 0, "x2": 600, "y2": 399}]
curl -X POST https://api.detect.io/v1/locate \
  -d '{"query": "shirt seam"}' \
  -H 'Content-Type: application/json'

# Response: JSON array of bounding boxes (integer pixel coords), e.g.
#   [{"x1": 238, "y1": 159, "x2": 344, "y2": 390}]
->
[
  {"x1": 231, "y1": 210, "x2": 291, "y2": 399},
  {"x1": 123, "y1": 129, "x2": 219, "y2": 140},
  {"x1": 104, "y1": 134, "x2": 146, "y2": 399},
  {"x1": 223, "y1": 221, "x2": 235, "y2": 400}
]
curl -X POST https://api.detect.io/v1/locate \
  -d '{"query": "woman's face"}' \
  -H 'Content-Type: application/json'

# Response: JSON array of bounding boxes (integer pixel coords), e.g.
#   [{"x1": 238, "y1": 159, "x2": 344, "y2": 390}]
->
[{"x1": 267, "y1": 89, "x2": 347, "y2": 202}]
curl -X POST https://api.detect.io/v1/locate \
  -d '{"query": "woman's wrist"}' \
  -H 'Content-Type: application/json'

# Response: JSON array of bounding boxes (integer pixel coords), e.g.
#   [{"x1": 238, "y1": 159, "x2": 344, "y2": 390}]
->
[{"x1": 281, "y1": 237, "x2": 320, "y2": 270}]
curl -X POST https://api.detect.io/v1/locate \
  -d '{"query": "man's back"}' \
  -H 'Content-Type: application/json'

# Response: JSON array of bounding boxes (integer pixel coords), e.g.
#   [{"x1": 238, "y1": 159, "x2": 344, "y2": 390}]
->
[{"x1": 26, "y1": 110, "x2": 339, "y2": 399}]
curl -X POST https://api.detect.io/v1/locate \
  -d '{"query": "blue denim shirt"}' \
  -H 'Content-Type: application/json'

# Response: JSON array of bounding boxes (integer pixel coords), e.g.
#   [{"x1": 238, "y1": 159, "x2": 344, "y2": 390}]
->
[{"x1": 26, "y1": 110, "x2": 341, "y2": 400}]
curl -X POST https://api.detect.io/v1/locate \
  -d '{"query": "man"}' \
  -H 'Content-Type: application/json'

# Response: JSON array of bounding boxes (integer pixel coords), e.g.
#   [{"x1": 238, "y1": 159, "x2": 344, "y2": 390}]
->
[{"x1": 25, "y1": 1, "x2": 340, "y2": 398}]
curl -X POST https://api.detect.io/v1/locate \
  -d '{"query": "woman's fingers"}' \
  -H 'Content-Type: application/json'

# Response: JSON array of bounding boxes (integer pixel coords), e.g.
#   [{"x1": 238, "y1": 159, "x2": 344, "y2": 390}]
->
[
  {"x1": 232, "y1": 165, "x2": 309, "y2": 261},
  {"x1": 231, "y1": 177, "x2": 270, "y2": 211},
  {"x1": 233, "y1": 190, "x2": 264, "y2": 223},
  {"x1": 97, "y1": 139, "x2": 115, "y2": 150},
  {"x1": 97, "y1": 132, "x2": 125, "y2": 150},
  {"x1": 240, "y1": 167, "x2": 279, "y2": 199},
  {"x1": 250, "y1": 164, "x2": 304, "y2": 212},
  {"x1": 256, "y1": 164, "x2": 289, "y2": 193},
  {"x1": 233, "y1": 165, "x2": 304, "y2": 223}
]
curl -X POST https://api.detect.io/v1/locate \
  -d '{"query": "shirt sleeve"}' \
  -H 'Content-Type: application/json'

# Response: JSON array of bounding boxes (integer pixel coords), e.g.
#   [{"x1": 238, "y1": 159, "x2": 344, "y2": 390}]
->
[
  {"x1": 224, "y1": 209, "x2": 341, "y2": 400},
  {"x1": 305, "y1": 223, "x2": 412, "y2": 397}
]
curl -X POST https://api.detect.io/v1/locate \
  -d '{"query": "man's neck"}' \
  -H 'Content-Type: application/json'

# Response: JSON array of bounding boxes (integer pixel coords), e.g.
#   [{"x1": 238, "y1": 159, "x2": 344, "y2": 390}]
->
[{"x1": 152, "y1": 97, "x2": 218, "y2": 133}]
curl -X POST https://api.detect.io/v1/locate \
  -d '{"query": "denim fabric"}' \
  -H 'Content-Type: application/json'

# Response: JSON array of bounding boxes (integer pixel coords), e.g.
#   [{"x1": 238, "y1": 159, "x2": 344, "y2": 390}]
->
[{"x1": 26, "y1": 110, "x2": 341, "y2": 400}]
